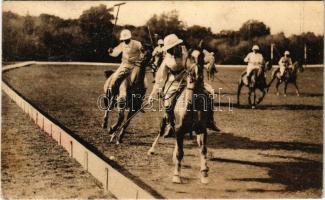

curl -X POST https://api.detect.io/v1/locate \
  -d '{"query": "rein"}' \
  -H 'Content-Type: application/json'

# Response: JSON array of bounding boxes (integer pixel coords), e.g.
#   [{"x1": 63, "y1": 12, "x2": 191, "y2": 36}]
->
[{"x1": 160, "y1": 54, "x2": 198, "y2": 101}]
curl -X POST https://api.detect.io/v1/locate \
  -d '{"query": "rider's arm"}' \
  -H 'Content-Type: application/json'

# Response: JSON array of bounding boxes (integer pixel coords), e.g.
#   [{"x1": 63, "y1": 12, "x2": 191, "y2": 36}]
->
[
  {"x1": 128, "y1": 41, "x2": 143, "y2": 63},
  {"x1": 278, "y1": 57, "x2": 284, "y2": 66},
  {"x1": 109, "y1": 43, "x2": 123, "y2": 57},
  {"x1": 150, "y1": 60, "x2": 168, "y2": 98},
  {"x1": 244, "y1": 53, "x2": 251, "y2": 63},
  {"x1": 288, "y1": 58, "x2": 293, "y2": 66},
  {"x1": 152, "y1": 47, "x2": 158, "y2": 57}
]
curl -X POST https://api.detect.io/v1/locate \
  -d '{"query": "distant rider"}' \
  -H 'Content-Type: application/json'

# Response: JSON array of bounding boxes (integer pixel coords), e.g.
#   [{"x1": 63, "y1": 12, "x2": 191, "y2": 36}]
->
[
  {"x1": 107, "y1": 29, "x2": 143, "y2": 99},
  {"x1": 151, "y1": 39, "x2": 165, "y2": 82},
  {"x1": 244, "y1": 45, "x2": 264, "y2": 84},
  {"x1": 278, "y1": 50, "x2": 293, "y2": 79}
]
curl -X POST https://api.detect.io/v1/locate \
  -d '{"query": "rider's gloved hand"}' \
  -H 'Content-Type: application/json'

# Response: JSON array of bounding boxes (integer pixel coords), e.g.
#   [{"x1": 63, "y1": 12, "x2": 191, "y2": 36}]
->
[{"x1": 108, "y1": 48, "x2": 113, "y2": 54}]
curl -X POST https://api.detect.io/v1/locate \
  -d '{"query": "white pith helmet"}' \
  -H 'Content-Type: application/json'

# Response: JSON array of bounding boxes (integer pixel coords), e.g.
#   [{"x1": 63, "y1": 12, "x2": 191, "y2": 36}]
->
[
  {"x1": 120, "y1": 29, "x2": 132, "y2": 41},
  {"x1": 252, "y1": 45, "x2": 260, "y2": 51},
  {"x1": 284, "y1": 50, "x2": 290, "y2": 55},
  {"x1": 158, "y1": 39, "x2": 164, "y2": 45},
  {"x1": 162, "y1": 34, "x2": 183, "y2": 51},
  {"x1": 191, "y1": 50, "x2": 200, "y2": 59}
]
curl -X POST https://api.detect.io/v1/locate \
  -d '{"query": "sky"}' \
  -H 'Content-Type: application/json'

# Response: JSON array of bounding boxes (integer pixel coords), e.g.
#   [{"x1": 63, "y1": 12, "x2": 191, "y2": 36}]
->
[{"x1": 3, "y1": 1, "x2": 324, "y2": 36}]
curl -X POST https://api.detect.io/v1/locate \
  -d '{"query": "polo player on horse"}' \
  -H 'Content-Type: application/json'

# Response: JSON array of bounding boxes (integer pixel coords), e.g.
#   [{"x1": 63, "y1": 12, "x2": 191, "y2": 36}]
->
[
  {"x1": 151, "y1": 39, "x2": 165, "y2": 82},
  {"x1": 203, "y1": 49, "x2": 217, "y2": 80},
  {"x1": 106, "y1": 29, "x2": 144, "y2": 104},
  {"x1": 244, "y1": 45, "x2": 265, "y2": 85},
  {"x1": 148, "y1": 34, "x2": 220, "y2": 138},
  {"x1": 278, "y1": 50, "x2": 293, "y2": 80}
]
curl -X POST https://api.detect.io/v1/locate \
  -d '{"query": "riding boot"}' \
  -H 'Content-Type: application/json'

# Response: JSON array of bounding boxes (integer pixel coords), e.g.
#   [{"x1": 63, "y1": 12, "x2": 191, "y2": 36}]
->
[{"x1": 207, "y1": 110, "x2": 220, "y2": 132}]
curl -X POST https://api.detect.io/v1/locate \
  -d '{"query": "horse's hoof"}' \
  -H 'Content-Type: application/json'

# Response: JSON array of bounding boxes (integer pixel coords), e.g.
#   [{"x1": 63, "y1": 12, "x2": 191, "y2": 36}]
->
[
  {"x1": 297, "y1": 93, "x2": 300, "y2": 97},
  {"x1": 116, "y1": 140, "x2": 120, "y2": 145},
  {"x1": 284, "y1": 94, "x2": 287, "y2": 97},
  {"x1": 200, "y1": 171, "x2": 209, "y2": 184},
  {"x1": 108, "y1": 127, "x2": 115, "y2": 134},
  {"x1": 147, "y1": 148, "x2": 155, "y2": 156},
  {"x1": 109, "y1": 135, "x2": 115, "y2": 143},
  {"x1": 276, "y1": 92, "x2": 280, "y2": 96},
  {"x1": 251, "y1": 106, "x2": 256, "y2": 109},
  {"x1": 172, "y1": 175, "x2": 182, "y2": 184},
  {"x1": 200, "y1": 175, "x2": 209, "y2": 184}
]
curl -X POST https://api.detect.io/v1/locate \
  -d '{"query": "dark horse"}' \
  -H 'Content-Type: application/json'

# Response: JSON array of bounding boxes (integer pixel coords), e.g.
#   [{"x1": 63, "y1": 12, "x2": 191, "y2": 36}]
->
[
  {"x1": 148, "y1": 44, "x2": 210, "y2": 184},
  {"x1": 267, "y1": 61, "x2": 304, "y2": 96},
  {"x1": 102, "y1": 49, "x2": 152, "y2": 144},
  {"x1": 237, "y1": 61, "x2": 272, "y2": 108}
]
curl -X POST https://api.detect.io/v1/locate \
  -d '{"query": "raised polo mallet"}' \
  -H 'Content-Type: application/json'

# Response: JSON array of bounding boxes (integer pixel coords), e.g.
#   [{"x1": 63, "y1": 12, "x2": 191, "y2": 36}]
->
[{"x1": 110, "y1": 2, "x2": 126, "y2": 46}]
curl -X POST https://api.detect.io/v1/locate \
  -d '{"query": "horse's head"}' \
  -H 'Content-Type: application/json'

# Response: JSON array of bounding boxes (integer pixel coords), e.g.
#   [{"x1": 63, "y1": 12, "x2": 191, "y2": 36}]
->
[
  {"x1": 293, "y1": 61, "x2": 304, "y2": 73},
  {"x1": 264, "y1": 61, "x2": 273, "y2": 71},
  {"x1": 140, "y1": 46, "x2": 153, "y2": 67}
]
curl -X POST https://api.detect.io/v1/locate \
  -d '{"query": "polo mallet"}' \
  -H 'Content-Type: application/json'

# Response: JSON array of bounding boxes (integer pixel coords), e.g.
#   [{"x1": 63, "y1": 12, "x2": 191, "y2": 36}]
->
[
  {"x1": 110, "y1": 101, "x2": 150, "y2": 143},
  {"x1": 110, "y1": 2, "x2": 126, "y2": 46}
]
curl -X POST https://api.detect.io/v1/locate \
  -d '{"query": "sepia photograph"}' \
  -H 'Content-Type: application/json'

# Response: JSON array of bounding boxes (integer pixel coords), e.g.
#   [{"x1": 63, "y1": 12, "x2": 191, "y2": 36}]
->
[{"x1": 1, "y1": 1, "x2": 324, "y2": 199}]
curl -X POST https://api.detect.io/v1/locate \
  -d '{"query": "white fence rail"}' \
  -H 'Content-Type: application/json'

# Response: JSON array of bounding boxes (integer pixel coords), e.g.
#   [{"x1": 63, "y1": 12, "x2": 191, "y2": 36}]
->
[{"x1": 2, "y1": 61, "x2": 161, "y2": 199}]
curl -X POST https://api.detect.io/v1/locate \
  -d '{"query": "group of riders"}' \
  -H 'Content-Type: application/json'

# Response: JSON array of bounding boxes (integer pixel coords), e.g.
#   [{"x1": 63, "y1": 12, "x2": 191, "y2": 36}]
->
[{"x1": 106, "y1": 28, "x2": 295, "y2": 137}]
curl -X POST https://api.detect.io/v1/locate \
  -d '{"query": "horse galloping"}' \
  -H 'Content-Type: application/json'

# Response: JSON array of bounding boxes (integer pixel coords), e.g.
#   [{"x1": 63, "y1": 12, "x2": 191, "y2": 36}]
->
[
  {"x1": 101, "y1": 49, "x2": 152, "y2": 144},
  {"x1": 237, "y1": 61, "x2": 272, "y2": 108},
  {"x1": 267, "y1": 61, "x2": 304, "y2": 96},
  {"x1": 149, "y1": 45, "x2": 211, "y2": 184}
]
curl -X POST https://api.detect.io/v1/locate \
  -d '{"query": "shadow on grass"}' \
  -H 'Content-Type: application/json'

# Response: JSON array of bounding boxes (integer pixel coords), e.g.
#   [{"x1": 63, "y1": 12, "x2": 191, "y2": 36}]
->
[
  {"x1": 206, "y1": 132, "x2": 322, "y2": 154},
  {"x1": 234, "y1": 104, "x2": 322, "y2": 110},
  {"x1": 210, "y1": 156, "x2": 322, "y2": 193}
]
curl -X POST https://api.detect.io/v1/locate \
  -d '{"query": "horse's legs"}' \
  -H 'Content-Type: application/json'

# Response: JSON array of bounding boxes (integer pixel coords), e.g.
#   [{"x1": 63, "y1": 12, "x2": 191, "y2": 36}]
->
[
  {"x1": 109, "y1": 108, "x2": 125, "y2": 134},
  {"x1": 148, "y1": 133, "x2": 160, "y2": 155},
  {"x1": 172, "y1": 128, "x2": 184, "y2": 184},
  {"x1": 237, "y1": 81, "x2": 243, "y2": 106},
  {"x1": 252, "y1": 88, "x2": 256, "y2": 109},
  {"x1": 102, "y1": 90, "x2": 111, "y2": 129},
  {"x1": 116, "y1": 110, "x2": 136, "y2": 144},
  {"x1": 248, "y1": 88, "x2": 252, "y2": 106},
  {"x1": 294, "y1": 81, "x2": 300, "y2": 96},
  {"x1": 257, "y1": 88, "x2": 266, "y2": 105},
  {"x1": 284, "y1": 82, "x2": 288, "y2": 97},
  {"x1": 275, "y1": 79, "x2": 281, "y2": 96},
  {"x1": 197, "y1": 131, "x2": 209, "y2": 184},
  {"x1": 267, "y1": 75, "x2": 276, "y2": 89}
]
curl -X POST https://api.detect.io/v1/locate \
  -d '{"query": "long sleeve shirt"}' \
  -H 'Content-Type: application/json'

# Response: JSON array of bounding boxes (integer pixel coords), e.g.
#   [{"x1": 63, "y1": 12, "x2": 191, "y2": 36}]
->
[
  {"x1": 150, "y1": 52, "x2": 186, "y2": 97},
  {"x1": 109, "y1": 40, "x2": 143, "y2": 65},
  {"x1": 244, "y1": 52, "x2": 264, "y2": 66},
  {"x1": 278, "y1": 56, "x2": 292, "y2": 67}
]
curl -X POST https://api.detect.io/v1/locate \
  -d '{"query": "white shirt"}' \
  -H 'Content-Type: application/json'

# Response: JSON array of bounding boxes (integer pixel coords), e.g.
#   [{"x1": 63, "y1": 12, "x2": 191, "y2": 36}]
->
[
  {"x1": 244, "y1": 52, "x2": 264, "y2": 66},
  {"x1": 109, "y1": 40, "x2": 142, "y2": 64},
  {"x1": 150, "y1": 52, "x2": 186, "y2": 97}
]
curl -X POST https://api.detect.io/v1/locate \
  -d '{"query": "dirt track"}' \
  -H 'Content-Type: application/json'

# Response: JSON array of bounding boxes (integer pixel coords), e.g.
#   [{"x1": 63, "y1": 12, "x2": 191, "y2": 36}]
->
[
  {"x1": 1, "y1": 95, "x2": 113, "y2": 199},
  {"x1": 2, "y1": 64, "x2": 323, "y2": 198}
]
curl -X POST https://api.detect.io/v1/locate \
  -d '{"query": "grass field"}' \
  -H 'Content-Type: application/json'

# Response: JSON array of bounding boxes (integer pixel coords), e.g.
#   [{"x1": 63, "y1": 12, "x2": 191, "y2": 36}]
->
[{"x1": 3, "y1": 64, "x2": 323, "y2": 198}]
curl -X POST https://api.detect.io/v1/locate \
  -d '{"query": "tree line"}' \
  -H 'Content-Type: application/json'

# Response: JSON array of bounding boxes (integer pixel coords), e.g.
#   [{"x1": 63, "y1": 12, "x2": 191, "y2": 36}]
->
[{"x1": 3, "y1": 4, "x2": 323, "y2": 64}]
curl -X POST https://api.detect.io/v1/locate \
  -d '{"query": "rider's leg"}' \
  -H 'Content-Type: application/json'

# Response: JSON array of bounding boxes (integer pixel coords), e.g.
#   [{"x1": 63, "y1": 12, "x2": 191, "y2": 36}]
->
[
  {"x1": 203, "y1": 83, "x2": 220, "y2": 132},
  {"x1": 246, "y1": 66, "x2": 253, "y2": 85},
  {"x1": 162, "y1": 81, "x2": 183, "y2": 137},
  {"x1": 109, "y1": 63, "x2": 134, "y2": 96},
  {"x1": 279, "y1": 65, "x2": 285, "y2": 79}
]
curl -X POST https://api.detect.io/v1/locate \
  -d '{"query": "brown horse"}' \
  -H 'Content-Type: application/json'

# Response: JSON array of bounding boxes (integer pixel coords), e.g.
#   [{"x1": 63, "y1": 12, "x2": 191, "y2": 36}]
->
[
  {"x1": 102, "y1": 50, "x2": 152, "y2": 144},
  {"x1": 237, "y1": 61, "x2": 272, "y2": 108},
  {"x1": 148, "y1": 45, "x2": 210, "y2": 184},
  {"x1": 267, "y1": 61, "x2": 304, "y2": 96}
]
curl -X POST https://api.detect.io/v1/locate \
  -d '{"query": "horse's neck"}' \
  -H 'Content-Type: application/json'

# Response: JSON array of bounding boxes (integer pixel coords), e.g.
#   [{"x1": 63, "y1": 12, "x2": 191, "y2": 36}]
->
[{"x1": 292, "y1": 63, "x2": 298, "y2": 75}]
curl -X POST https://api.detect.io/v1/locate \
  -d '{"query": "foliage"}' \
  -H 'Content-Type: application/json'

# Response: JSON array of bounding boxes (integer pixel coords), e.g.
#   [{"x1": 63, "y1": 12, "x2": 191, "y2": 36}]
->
[{"x1": 2, "y1": 9, "x2": 323, "y2": 64}]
